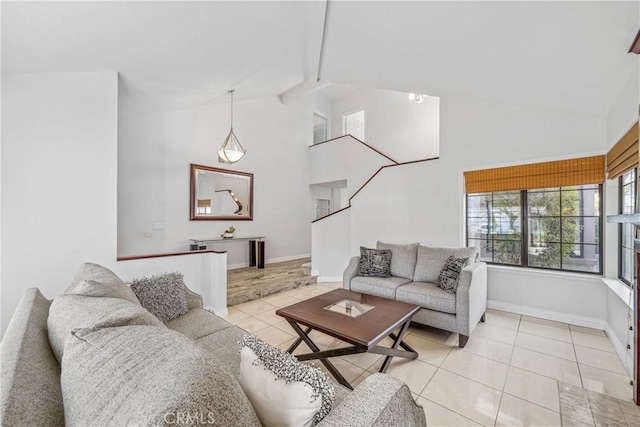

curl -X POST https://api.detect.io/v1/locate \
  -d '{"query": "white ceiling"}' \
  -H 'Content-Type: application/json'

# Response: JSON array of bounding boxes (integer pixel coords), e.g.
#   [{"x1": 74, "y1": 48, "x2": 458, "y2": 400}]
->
[{"x1": 3, "y1": 1, "x2": 639, "y2": 117}]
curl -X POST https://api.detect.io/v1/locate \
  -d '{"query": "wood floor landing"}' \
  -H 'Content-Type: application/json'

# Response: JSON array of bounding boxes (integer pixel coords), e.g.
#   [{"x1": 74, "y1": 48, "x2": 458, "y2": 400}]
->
[{"x1": 227, "y1": 258, "x2": 316, "y2": 306}]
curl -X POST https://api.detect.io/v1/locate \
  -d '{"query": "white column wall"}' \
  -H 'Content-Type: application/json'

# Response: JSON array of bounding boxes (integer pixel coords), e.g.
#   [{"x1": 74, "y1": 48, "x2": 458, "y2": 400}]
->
[
  {"x1": 1, "y1": 71, "x2": 118, "y2": 334},
  {"x1": 603, "y1": 65, "x2": 640, "y2": 375},
  {"x1": 311, "y1": 208, "x2": 351, "y2": 280}
]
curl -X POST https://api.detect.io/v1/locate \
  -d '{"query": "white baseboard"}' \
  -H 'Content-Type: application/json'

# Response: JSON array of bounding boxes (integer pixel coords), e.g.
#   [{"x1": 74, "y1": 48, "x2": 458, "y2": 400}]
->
[
  {"x1": 487, "y1": 300, "x2": 606, "y2": 330},
  {"x1": 605, "y1": 323, "x2": 633, "y2": 376},
  {"x1": 318, "y1": 276, "x2": 342, "y2": 283},
  {"x1": 206, "y1": 306, "x2": 228, "y2": 318},
  {"x1": 227, "y1": 253, "x2": 310, "y2": 270}
]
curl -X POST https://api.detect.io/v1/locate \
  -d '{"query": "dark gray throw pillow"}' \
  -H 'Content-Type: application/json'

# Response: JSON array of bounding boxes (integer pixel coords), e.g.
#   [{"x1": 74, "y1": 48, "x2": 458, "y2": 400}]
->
[
  {"x1": 359, "y1": 247, "x2": 392, "y2": 278},
  {"x1": 436, "y1": 256, "x2": 469, "y2": 293},
  {"x1": 130, "y1": 272, "x2": 189, "y2": 323}
]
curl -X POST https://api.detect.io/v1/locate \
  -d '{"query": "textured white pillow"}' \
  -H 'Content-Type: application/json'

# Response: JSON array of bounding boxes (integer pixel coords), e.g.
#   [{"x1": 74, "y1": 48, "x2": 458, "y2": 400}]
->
[{"x1": 238, "y1": 336, "x2": 334, "y2": 427}]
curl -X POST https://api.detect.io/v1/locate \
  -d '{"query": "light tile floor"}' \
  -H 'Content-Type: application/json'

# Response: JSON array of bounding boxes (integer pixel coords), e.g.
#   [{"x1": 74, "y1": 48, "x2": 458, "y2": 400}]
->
[{"x1": 224, "y1": 282, "x2": 639, "y2": 427}]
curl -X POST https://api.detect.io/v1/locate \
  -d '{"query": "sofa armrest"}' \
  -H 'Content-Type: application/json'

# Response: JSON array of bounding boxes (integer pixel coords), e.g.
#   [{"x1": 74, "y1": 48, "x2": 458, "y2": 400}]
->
[
  {"x1": 455, "y1": 262, "x2": 487, "y2": 335},
  {"x1": 183, "y1": 286, "x2": 203, "y2": 310},
  {"x1": 318, "y1": 374, "x2": 426, "y2": 427},
  {"x1": 343, "y1": 256, "x2": 360, "y2": 290}
]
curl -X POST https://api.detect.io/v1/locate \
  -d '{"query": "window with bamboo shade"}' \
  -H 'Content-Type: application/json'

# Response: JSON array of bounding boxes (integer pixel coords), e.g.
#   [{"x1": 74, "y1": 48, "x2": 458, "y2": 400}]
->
[
  {"x1": 606, "y1": 122, "x2": 639, "y2": 180},
  {"x1": 464, "y1": 155, "x2": 605, "y2": 194},
  {"x1": 464, "y1": 156, "x2": 603, "y2": 274}
]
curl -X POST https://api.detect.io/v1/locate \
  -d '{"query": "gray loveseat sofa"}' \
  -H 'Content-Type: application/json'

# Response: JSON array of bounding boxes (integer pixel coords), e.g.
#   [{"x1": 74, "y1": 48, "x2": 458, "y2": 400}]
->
[
  {"x1": 344, "y1": 242, "x2": 487, "y2": 348},
  {"x1": 1, "y1": 263, "x2": 426, "y2": 426}
]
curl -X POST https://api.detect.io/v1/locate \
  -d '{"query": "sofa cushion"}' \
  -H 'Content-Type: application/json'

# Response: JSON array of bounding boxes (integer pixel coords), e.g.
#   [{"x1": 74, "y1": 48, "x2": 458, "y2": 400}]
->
[
  {"x1": 195, "y1": 326, "x2": 247, "y2": 379},
  {"x1": 166, "y1": 308, "x2": 232, "y2": 340},
  {"x1": 239, "y1": 335, "x2": 334, "y2": 426},
  {"x1": 66, "y1": 262, "x2": 139, "y2": 305},
  {"x1": 376, "y1": 241, "x2": 419, "y2": 280},
  {"x1": 61, "y1": 325, "x2": 261, "y2": 427},
  {"x1": 413, "y1": 246, "x2": 479, "y2": 283},
  {"x1": 350, "y1": 276, "x2": 412, "y2": 299},
  {"x1": 1, "y1": 288, "x2": 64, "y2": 427},
  {"x1": 396, "y1": 282, "x2": 457, "y2": 314},
  {"x1": 359, "y1": 247, "x2": 392, "y2": 278},
  {"x1": 130, "y1": 272, "x2": 189, "y2": 323},
  {"x1": 48, "y1": 294, "x2": 164, "y2": 362}
]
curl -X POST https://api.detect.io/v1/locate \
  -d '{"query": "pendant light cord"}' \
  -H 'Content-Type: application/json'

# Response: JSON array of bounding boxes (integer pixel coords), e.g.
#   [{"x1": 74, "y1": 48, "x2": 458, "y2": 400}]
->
[{"x1": 229, "y1": 89, "x2": 234, "y2": 131}]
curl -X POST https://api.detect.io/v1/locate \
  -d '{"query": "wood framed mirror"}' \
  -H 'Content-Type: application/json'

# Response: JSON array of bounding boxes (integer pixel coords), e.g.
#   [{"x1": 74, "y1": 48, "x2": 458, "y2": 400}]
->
[{"x1": 190, "y1": 164, "x2": 253, "y2": 220}]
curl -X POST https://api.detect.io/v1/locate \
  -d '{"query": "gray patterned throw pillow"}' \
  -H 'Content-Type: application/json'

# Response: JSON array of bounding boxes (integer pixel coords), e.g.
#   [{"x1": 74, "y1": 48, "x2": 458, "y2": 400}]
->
[
  {"x1": 130, "y1": 272, "x2": 189, "y2": 323},
  {"x1": 359, "y1": 247, "x2": 392, "y2": 278},
  {"x1": 436, "y1": 255, "x2": 469, "y2": 293}
]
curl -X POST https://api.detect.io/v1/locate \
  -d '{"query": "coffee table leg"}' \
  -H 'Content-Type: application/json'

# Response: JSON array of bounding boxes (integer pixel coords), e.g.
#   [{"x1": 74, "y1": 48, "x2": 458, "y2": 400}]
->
[
  {"x1": 379, "y1": 319, "x2": 413, "y2": 373},
  {"x1": 286, "y1": 326, "x2": 311, "y2": 353},
  {"x1": 286, "y1": 321, "x2": 353, "y2": 390},
  {"x1": 388, "y1": 332, "x2": 417, "y2": 353}
]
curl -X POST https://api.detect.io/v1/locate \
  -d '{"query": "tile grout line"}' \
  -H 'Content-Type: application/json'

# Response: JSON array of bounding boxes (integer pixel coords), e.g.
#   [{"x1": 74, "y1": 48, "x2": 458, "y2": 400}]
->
[
  {"x1": 570, "y1": 329, "x2": 586, "y2": 390},
  {"x1": 421, "y1": 396, "x2": 485, "y2": 427}
]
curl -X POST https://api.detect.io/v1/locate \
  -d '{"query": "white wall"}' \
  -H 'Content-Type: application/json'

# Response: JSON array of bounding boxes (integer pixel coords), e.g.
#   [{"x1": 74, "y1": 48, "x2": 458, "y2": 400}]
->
[
  {"x1": 331, "y1": 88, "x2": 440, "y2": 163},
  {"x1": 320, "y1": 94, "x2": 611, "y2": 322},
  {"x1": 118, "y1": 96, "x2": 314, "y2": 267},
  {"x1": 606, "y1": 63, "x2": 639, "y2": 147},
  {"x1": 1, "y1": 71, "x2": 119, "y2": 334}
]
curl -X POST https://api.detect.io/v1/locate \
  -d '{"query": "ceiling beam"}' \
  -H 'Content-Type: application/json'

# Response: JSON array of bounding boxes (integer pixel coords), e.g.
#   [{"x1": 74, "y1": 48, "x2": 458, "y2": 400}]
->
[
  {"x1": 279, "y1": 0, "x2": 330, "y2": 105},
  {"x1": 306, "y1": 0, "x2": 328, "y2": 82},
  {"x1": 279, "y1": 80, "x2": 331, "y2": 105}
]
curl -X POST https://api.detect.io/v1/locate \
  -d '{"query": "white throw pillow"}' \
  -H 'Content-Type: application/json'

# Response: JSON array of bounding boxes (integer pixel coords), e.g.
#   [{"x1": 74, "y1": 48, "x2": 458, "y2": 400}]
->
[{"x1": 238, "y1": 336, "x2": 334, "y2": 427}]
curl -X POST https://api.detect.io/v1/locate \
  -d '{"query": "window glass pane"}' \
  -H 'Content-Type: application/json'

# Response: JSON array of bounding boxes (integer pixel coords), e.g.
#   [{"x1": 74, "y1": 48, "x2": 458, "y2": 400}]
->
[
  {"x1": 561, "y1": 188, "x2": 599, "y2": 216},
  {"x1": 562, "y1": 217, "x2": 598, "y2": 245},
  {"x1": 623, "y1": 169, "x2": 636, "y2": 185},
  {"x1": 563, "y1": 244, "x2": 599, "y2": 273},
  {"x1": 623, "y1": 223, "x2": 635, "y2": 248},
  {"x1": 528, "y1": 189, "x2": 560, "y2": 216},
  {"x1": 560, "y1": 188, "x2": 580, "y2": 215},
  {"x1": 623, "y1": 184, "x2": 636, "y2": 213},
  {"x1": 529, "y1": 217, "x2": 561, "y2": 245},
  {"x1": 619, "y1": 168, "x2": 637, "y2": 284},
  {"x1": 468, "y1": 238, "x2": 492, "y2": 263},
  {"x1": 622, "y1": 247, "x2": 633, "y2": 284},
  {"x1": 491, "y1": 192, "x2": 521, "y2": 236},
  {"x1": 493, "y1": 240, "x2": 521, "y2": 265},
  {"x1": 528, "y1": 243, "x2": 561, "y2": 269},
  {"x1": 467, "y1": 194, "x2": 490, "y2": 240}
]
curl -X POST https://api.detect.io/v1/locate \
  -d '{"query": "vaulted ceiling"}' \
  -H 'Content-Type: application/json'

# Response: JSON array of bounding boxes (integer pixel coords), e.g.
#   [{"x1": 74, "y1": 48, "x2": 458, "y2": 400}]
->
[{"x1": 3, "y1": 1, "x2": 638, "y2": 116}]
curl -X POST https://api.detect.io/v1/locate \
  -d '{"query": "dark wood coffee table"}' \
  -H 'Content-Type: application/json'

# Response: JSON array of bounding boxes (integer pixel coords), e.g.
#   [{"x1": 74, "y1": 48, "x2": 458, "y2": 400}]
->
[{"x1": 276, "y1": 288, "x2": 420, "y2": 389}]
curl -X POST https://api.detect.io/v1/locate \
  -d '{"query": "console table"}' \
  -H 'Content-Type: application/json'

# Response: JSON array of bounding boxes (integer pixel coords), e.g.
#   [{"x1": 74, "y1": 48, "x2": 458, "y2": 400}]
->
[{"x1": 189, "y1": 236, "x2": 266, "y2": 268}]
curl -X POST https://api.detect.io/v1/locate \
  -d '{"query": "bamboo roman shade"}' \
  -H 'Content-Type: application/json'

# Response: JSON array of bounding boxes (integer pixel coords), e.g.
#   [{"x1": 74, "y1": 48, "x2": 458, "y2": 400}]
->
[
  {"x1": 197, "y1": 199, "x2": 211, "y2": 208},
  {"x1": 606, "y1": 122, "x2": 639, "y2": 180},
  {"x1": 464, "y1": 155, "x2": 605, "y2": 194}
]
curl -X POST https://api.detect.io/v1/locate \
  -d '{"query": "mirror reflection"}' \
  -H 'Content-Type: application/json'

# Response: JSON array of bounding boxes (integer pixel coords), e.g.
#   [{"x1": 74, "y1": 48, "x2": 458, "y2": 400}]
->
[{"x1": 190, "y1": 164, "x2": 253, "y2": 220}]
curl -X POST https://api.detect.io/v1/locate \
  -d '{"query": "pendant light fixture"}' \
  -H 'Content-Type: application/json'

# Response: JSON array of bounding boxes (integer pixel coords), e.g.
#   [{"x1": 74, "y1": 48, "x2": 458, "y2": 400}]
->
[{"x1": 217, "y1": 89, "x2": 246, "y2": 164}]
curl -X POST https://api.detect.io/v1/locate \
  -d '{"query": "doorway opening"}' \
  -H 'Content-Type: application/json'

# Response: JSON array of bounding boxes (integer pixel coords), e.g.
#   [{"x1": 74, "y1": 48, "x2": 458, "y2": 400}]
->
[
  {"x1": 313, "y1": 113, "x2": 329, "y2": 145},
  {"x1": 343, "y1": 109, "x2": 365, "y2": 141}
]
